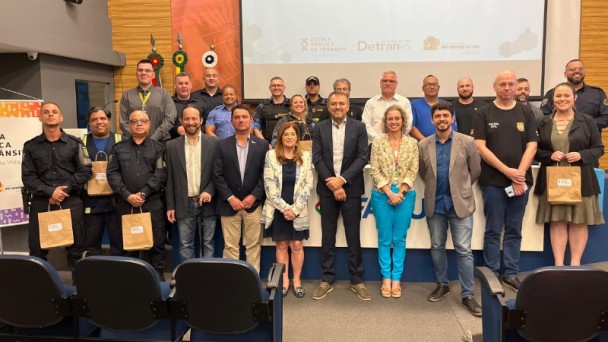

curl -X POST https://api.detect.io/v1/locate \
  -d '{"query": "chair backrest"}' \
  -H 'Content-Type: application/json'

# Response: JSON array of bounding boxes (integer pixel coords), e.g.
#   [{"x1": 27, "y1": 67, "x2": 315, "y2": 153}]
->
[
  {"x1": 514, "y1": 266, "x2": 608, "y2": 342},
  {"x1": 0, "y1": 255, "x2": 68, "y2": 328},
  {"x1": 173, "y1": 258, "x2": 265, "y2": 334},
  {"x1": 73, "y1": 256, "x2": 165, "y2": 332}
]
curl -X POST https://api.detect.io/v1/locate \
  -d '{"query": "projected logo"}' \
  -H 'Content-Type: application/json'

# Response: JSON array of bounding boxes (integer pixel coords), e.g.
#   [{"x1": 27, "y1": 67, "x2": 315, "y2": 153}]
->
[
  {"x1": 499, "y1": 28, "x2": 538, "y2": 58},
  {"x1": 301, "y1": 36, "x2": 347, "y2": 54},
  {"x1": 423, "y1": 36, "x2": 440, "y2": 50},
  {"x1": 357, "y1": 40, "x2": 410, "y2": 52}
]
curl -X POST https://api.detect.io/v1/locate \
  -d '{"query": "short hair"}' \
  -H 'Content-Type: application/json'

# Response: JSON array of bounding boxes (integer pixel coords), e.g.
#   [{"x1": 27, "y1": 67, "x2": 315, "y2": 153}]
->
[
  {"x1": 423, "y1": 74, "x2": 438, "y2": 84},
  {"x1": 136, "y1": 59, "x2": 153, "y2": 68},
  {"x1": 86, "y1": 106, "x2": 111, "y2": 122},
  {"x1": 327, "y1": 91, "x2": 349, "y2": 102},
  {"x1": 565, "y1": 59, "x2": 583, "y2": 69},
  {"x1": 430, "y1": 101, "x2": 454, "y2": 116},
  {"x1": 382, "y1": 104, "x2": 411, "y2": 134},
  {"x1": 175, "y1": 72, "x2": 190, "y2": 79},
  {"x1": 333, "y1": 78, "x2": 351, "y2": 90},
  {"x1": 41, "y1": 102, "x2": 61, "y2": 111},
  {"x1": 517, "y1": 77, "x2": 529, "y2": 83},
  {"x1": 231, "y1": 104, "x2": 251, "y2": 118},
  {"x1": 223, "y1": 84, "x2": 237, "y2": 93},
  {"x1": 270, "y1": 76, "x2": 284, "y2": 83},
  {"x1": 382, "y1": 70, "x2": 397, "y2": 79},
  {"x1": 274, "y1": 121, "x2": 304, "y2": 166},
  {"x1": 181, "y1": 104, "x2": 202, "y2": 119}
]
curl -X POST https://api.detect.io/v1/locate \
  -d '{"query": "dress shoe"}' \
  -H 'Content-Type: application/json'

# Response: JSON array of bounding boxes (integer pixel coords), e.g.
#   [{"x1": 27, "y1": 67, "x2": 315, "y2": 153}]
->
[
  {"x1": 427, "y1": 284, "x2": 451, "y2": 302},
  {"x1": 462, "y1": 296, "x2": 482, "y2": 317},
  {"x1": 501, "y1": 276, "x2": 521, "y2": 291}
]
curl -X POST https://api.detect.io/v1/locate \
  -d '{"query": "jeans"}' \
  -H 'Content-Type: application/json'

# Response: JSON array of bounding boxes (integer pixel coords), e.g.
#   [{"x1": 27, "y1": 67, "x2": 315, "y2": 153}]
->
[
  {"x1": 370, "y1": 186, "x2": 416, "y2": 281},
  {"x1": 177, "y1": 199, "x2": 216, "y2": 262},
  {"x1": 427, "y1": 211, "x2": 475, "y2": 298},
  {"x1": 481, "y1": 185, "x2": 529, "y2": 277}
]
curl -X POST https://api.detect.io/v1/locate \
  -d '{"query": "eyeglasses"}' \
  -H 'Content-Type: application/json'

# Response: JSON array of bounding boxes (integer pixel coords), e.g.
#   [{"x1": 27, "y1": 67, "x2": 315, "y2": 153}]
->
[
  {"x1": 128, "y1": 119, "x2": 150, "y2": 125},
  {"x1": 381, "y1": 79, "x2": 397, "y2": 84},
  {"x1": 424, "y1": 83, "x2": 439, "y2": 88},
  {"x1": 567, "y1": 67, "x2": 585, "y2": 72},
  {"x1": 495, "y1": 82, "x2": 516, "y2": 88}
]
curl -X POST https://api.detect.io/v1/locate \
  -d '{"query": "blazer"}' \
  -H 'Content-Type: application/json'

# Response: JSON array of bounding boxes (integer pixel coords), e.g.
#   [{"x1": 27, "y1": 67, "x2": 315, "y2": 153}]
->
[
  {"x1": 165, "y1": 133, "x2": 218, "y2": 218},
  {"x1": 370, "y1": 134, "x2": 419, "y2": 191},
  {"x1": 534, "y1": 111, "x2": 604, "y2": 197},
  {"x1": 261, "y1": 150, "x2": 314, "y2": 231},
  {"x1": 418, "y1": 131, "x2": 481, "y2": 218},
  {"x1": 213, "y1": 134, "x2": 269, "y2": 216},
  {"x1": 312, "y1": 118, "x2": 369, "y2": 197}
]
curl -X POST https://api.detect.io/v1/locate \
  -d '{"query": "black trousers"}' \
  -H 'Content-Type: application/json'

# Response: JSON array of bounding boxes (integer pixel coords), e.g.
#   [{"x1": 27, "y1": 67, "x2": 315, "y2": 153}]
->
[
  {"x1": 28, "y1": 196, "x2": 85, "y2": 268},
  {"x1": 319, "y1": 195, "x2": 364, "y2": 285},
  {"x1": 116, "y1": 197, "x2": 166, "y2": 270},
  {"x1": 83, "y1": 211, "x2": 125, "y2": 256}
]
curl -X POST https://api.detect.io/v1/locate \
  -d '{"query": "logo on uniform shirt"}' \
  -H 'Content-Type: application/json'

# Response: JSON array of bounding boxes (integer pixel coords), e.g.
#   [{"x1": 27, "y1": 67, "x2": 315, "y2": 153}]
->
[
  {"x1": 604, "y1": 98, "x2": 608, "y2": 106},
  {"x1": 469, "y1": 128, "x2": 474, "y2": 135},
  {"x1": 517, "y1": 122, "x2": 525, "y2": 132},
  {"x1": 541, "y1": 98, "x2": 548, "y2": 107},
  {"x1": 489, "y1": 122, "x2": 499, "y2": 129}
]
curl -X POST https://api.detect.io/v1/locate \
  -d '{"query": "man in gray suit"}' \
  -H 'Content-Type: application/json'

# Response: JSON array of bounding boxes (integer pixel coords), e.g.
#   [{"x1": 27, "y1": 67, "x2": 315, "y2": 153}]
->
[
  {"x1": 312, "y1": 91, "x2": 371, "y2": 301},
  {"x1": 418, "y1": 102, "x2": 482, "y2": 316},
  {"x1": 166, "y1": 105, "x2": 218, "y2": 262}
]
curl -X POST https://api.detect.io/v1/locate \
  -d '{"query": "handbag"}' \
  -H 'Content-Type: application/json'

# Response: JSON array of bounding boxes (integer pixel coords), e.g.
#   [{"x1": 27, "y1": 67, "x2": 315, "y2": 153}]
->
[
  {"x1": 38, "y1": 204, "x2": 74, "y2": 248},
  {"x1": 546, "y1": 162, "x2": 582, "y2": 205},
  {"x1": 87, "y1": 151, "x2": 113, "y2": 196},
  {"x1": 122, "y1": 207, "x2": 153, "y2": 251}
]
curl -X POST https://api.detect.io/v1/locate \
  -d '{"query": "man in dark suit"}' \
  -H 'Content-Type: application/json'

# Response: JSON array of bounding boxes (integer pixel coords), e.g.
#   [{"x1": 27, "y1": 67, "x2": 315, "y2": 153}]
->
[
  {"x1": 418, "y1": 101, "x2": 482, "y2": 316},
  {"x1": 312, "y1": 91, "x2": 371, "y2": 300},
  {"x1": 166, "y1": 105, "x2": 218, "y2": 262},
  {"x1": 213, "y1": 104, "x2": 269, "y2": 272}
]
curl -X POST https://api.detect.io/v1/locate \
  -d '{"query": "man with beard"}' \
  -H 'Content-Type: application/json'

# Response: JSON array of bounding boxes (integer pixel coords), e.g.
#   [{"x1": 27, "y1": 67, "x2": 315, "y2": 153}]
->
[
  {"x1": 166, "y1": 105, "x2": 218, "y2": 262},
  {"x1": 541, "y1": 59, "x2": 608, "y2": 131},
  {"x1": 451, "y1": 77, "x2": 486, "y2": 136},
  {"x1": 515, "y1": 78, "x2": 544, "y2": 122}
]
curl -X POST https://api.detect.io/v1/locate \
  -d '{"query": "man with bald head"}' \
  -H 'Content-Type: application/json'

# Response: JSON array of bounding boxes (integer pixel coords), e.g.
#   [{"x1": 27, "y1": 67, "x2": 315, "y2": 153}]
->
[
  {"x1": 472, "y1": 70, "x2": 538, "y2": 291},
  {"x1": 193, "y1": 67, "x2": 223, "y2": 120},
  {"x1": 108, "y1": 110, "x2": 168, "y2": 279},
  {"x1": 451, "y1": 77, "x2": 486, "y2": 136}
]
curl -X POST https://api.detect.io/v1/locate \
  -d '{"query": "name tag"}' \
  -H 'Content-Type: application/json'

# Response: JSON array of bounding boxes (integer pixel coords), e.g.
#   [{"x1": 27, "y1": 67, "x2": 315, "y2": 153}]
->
[
  {"x1": 96, "y1": 172, "x2": 107, "y2": 180},
  {"x1": 131, "y1": 226, "x2": 144, "y2": 234},
  {"x1": 557, "y1": 179, "x2": 573, "y2": 187},
  {"x1": 48, "y1": 223, "x2": 63, "y2": 232}
]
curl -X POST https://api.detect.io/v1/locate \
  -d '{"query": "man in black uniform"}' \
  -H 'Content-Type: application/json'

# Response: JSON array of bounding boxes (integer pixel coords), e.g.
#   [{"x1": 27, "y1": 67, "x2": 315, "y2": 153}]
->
[
  {"x1": 192, "y1": 67, "x2": 223, "y2": 120},
  {"x1": 451, "y1": 77, "x2": 486, "y2": 136},
  {"x1": 81, "y1": 107, "x2": 124, "y2": 256},
  {"x1": 541, "y1": 59, "x2": 608, "y2": 131},
  {"x1": 107, "y1": 110, "x2": 167, "y2": 278},
  {"x1": 253, "y1": 76, "x2": 290, "y2": 143},
  {"x1": 22, "y1": 102, "x2": 92, "y2": 267},
  {"x1": 305, "y1": 76, "x2": 327, "y2": 122},
  {"x1": 170, "y1": 72, "x2": 205, "y2": 139}
]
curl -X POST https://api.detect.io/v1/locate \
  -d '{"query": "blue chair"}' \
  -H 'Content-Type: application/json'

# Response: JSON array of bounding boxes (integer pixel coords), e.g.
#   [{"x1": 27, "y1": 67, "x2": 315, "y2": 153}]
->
[
  {"x1": 72, "y1": 256, "x2": 188, "y2": 341},
  {"x1": 171, "y1": 258, "x2": 285, "y2": 341},
  {"x1": 476, "y1": 265, "x2": 608, "y2": 342},
  {"x1": 0, "y1": 254, "x2": 95, "y2": 340}
]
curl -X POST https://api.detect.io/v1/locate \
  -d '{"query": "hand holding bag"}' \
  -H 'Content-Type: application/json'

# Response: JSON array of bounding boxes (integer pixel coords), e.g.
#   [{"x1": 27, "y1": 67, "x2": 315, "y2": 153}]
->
[
  {"x1": 546, "y1": 162, "x2": 582, "y2": 205},
  {"x1": 87, "y1": 151, "x2": 113, "y2": 196},
  {"x1": 39, "y1": 204, "x2": 74, "y2": 248},
  {"x1": 122, "y1": 206, "x2": 153, "y2": 251}
]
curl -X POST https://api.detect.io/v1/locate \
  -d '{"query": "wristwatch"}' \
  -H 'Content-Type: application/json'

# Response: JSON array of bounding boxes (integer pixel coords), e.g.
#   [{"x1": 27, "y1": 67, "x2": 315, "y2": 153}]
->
[{"x1": 139, "y1": 192, "x2": 147, "y2": 199}]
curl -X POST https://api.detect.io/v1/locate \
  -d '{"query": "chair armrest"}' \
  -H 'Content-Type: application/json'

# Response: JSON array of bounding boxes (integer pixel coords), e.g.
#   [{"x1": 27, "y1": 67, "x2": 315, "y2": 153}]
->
[
  {"x1": 475, "y1": 266, "x2": 505, "y2": 297},
  {"x1": 266, "y1": 263, "x2": 286, "y2": 290}
]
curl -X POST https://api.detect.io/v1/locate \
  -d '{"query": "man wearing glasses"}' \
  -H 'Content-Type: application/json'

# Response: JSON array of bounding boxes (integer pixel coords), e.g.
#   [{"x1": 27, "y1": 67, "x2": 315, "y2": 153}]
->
[
  {"x1": 119, "y1": 59, "x2": 177, "y2": 141},
  {"x1": 362, "y1": 71, "x2": 412, "y2": 144},
  {"x1": 253, "y1": 76, "x2": 291, "y2": 143},
  {"x1": 541, "y1": 59, "x2": 608, "y2": 131},
  {"x1": 108, "y1": 110, "x2": 168, "y2": 279},
  {"x1": 410, "y1": 75, "x2": 456, "y2": 141}
]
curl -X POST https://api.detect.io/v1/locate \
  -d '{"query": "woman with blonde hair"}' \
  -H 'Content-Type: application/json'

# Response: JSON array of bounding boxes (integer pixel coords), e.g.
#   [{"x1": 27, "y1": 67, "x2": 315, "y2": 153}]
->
[
  {"x1": 262, "y1": 121, "x2": 314, "y2": 297},
  {"x1": 370, "y1": 104, "x2": 418, "y2": 298}
]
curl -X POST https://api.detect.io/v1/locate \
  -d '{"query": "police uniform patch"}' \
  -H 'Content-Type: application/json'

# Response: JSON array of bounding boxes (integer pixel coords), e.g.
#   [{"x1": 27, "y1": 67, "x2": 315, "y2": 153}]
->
[
  {"x1": 541, "y1": 98, "x2": 548, "y2": 106},
  {"x1": 603, "y1": 97, "x2": 608, "y2": 106},
  {"x1": 516, "y1": 122, "x2": 525, "y2": 132},
  {"x1": 470, "y1": 128, "x2": 474, "y2": 135}
]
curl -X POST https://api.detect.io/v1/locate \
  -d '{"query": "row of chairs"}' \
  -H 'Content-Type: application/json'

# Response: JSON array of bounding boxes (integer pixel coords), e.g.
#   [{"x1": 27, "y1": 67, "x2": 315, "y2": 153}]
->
[{"x1": 0, "y1": 255, "x2": 285, "y2": 341}]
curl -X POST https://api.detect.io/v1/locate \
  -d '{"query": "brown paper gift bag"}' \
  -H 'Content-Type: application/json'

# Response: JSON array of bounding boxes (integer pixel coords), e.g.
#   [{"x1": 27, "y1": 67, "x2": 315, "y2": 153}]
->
[
  {"x1": 547, "y1": 164, "x2": 582, "y2": 205},
  {"x1": 122, "y1": 207, "x2": 153, "y2": 251},
  {"x1": 39, "y1": 204, "x2": 74, "y2": 249},
  {"x1": 87, "y1": 151, "x2": 113, "y2": 196}
]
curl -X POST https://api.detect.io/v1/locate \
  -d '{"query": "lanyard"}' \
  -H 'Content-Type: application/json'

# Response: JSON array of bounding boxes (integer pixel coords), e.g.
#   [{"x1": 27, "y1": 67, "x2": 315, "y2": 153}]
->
[{"x1": 139, "y1": 91, "x2": 151, "y2": 110}]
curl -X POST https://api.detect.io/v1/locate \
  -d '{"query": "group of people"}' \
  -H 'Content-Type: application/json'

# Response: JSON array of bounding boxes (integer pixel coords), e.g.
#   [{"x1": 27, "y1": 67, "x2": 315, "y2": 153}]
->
[{"x1": 20, "y1": 58, "x2": 607, "y2": 317}]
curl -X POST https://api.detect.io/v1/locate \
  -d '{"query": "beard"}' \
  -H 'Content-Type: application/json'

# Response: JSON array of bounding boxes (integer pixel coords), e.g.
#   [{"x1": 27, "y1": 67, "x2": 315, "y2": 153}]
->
[
  {"x1": 567, "y1": 74, "x2": 584, "y2": 86},
  {"x1": 458, "y1": 91, "x2": 473, "y2": 100},
  {"x1": 515, "y1": 93, "x2": 528, "y2": 103}
]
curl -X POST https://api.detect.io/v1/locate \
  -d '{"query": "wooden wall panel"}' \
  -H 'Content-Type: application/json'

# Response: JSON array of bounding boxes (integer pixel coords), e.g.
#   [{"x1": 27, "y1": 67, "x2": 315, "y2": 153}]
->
[
  {"x1": 108, "y1": 0, "x2": 174, "y2": 133},
  {"x1": 581, "y1": 0, "x2": 608, "y2": 169}
]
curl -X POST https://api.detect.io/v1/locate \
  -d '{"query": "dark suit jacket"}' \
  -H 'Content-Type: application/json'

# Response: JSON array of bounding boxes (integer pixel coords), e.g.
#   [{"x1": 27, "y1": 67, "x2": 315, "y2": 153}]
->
[
  {"x1": 312, "y1": 118, "x2": 369, "y2": 197},
  {"x1": 213, "y1": 134, "x2": 269, "y2": 216},
  {"x1": 534, "y1": 111, "x2": 604, "y2": 197},
  {"x1": 418, "y1": 132, "x2": 481, "y2": 218},
  {"x1": 166, "y1": 133, "x2": 218, "y2": 218}
]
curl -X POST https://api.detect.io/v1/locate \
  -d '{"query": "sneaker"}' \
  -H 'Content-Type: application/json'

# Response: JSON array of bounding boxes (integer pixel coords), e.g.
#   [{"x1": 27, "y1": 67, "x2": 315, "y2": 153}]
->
[
  {"x1": 350, "y1": 283, "x2": 371, "y2": 301},
  {"x1": 312, "y1": 281, "x2": 334, "y2": 300},
  {"x1": 427, "y1": 284, "x2": 451, "y2": 302},
  {"x1": 462, "y1": 296, "x2": 482, "y2": 317},
  {"x1": 501, "y1": 276, "x2": 521, "y2": 291}
]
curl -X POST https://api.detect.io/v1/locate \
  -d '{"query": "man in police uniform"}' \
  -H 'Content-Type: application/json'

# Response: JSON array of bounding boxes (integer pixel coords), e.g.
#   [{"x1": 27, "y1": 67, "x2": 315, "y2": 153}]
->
[
  {"x1": 192, "y1": 67, "x2": 223, "y2": 120},
  {"x1": 253, "y1": 76, "x2": 290, "y2": 143},
  {"x1": 81, "y1": 107, "x2": 124, "y2": 256},
  {"x1": 541, "y1": 59, "x2": 608, "y2": 131},
  {"x1": 107, "y1": 110, "x2": 167, "y2": 279},
  {"x1": 305, "y1": 76, "x2": 327, "y2": 122},
  {"x1": 22, "y1": 102, "x2": 92, "y2": 268}
]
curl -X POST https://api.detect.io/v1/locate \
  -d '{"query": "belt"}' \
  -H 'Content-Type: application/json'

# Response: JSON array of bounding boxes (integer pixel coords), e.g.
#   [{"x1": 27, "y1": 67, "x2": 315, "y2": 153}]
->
[{"x1": 188, "y1": 195, "x2": 200, "y2": 202}]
